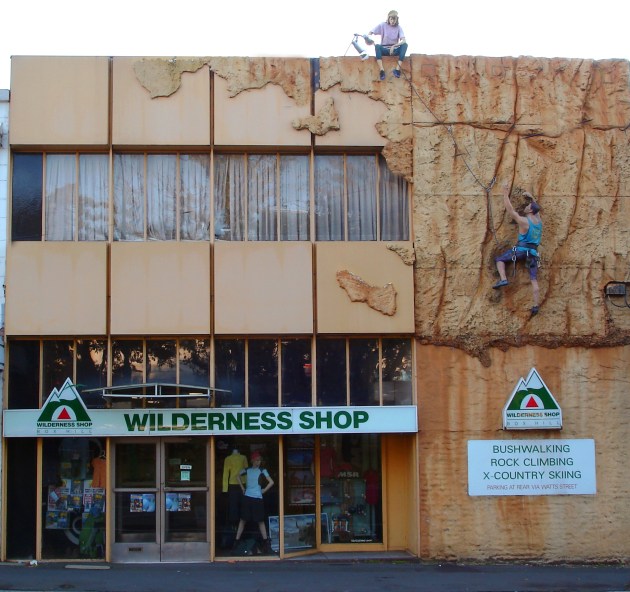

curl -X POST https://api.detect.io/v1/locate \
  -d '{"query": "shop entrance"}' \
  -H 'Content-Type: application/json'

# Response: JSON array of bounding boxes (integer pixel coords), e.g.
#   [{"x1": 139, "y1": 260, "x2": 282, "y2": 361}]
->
[{"x1": 111, "y1": 438, "x2": 209, "y2": 562}]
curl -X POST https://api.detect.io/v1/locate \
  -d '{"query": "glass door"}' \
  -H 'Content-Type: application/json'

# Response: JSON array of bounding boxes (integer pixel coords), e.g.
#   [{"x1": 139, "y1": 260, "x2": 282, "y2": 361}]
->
[{"x1": 112, "y1": 438, "x2": 209, "y2": 562}]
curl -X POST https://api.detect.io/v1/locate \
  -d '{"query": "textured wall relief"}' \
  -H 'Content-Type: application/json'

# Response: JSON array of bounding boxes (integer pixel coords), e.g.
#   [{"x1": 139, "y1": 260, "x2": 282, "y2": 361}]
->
[
  {"x1": 292, "y1": 97, "x2": 340, "y2": 135},
  {"x1": 133, "y1": 56, "x2": 311, "y2": 106},
  {"x1": 336, "y1": 270, "x2": 397, "y2": 316},
  {"x1": 387, "y1": 243, "x2": 415, "y2": 265}
]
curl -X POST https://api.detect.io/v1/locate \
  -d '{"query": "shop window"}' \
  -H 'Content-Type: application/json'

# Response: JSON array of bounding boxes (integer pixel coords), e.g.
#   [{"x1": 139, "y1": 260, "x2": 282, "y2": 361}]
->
[
  {"x1": 76, "y1": 339, "x2": 108, "y2": 409},
  {"x1": 215, "y1": 339, "x2": 245, "y2": 408},
  {"x1": 319, "y1": 434, "x2": 382, "y2": 544},
  {"x1": 316, "y1": 338, "x2": 347, "y2": 406},
  {"x1": 281, "y1": 339, "x2": 312, "y2": 407},
  {"x1": 381, "y1": 338, "x2": 413, "y2": 405},
  {"x1": 43, "y1": 340, "x2": 73, "y2": 397},
  {"x1": 11, "y1": 153, "x2": 43, "y2": 241},
  {"x1": 214, "y1": 436, "x2": 279, "y2": 557},
  {"x1": 112, "y1": 339, "x2": 144, "y2": 391},
  {"x1": 6, "y1": 439, "x2": 37, "y2": 559},
  {"x1": 282, "y1": 435, "x2": 317, "y2": 553},
  {"x1": 178, "y1": 339, "x2": 210, "y2": 407},
  {"x1": 317, "y1": 338, "x2": 413, "y2": 406},
  {"x1": 349, "y1": 338, "x2": 380, "y2": 406},
  {"x1": 248, "y1": 339, "x2": 279, "y2": 407},
  {"x1": 146, "y1": 339, "x2": 177, "y2": 383},
  {"x1": 42, "y1": 438, "x2": 106, "y2": 559},
  {"x1": 7, "y1": 340, "x2": 40, "y2": 409}
]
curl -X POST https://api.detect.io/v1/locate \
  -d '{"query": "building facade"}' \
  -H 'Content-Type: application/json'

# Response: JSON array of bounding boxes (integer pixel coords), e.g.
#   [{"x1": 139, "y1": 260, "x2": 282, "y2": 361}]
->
[{"x1": 2, "y1": 54, "x2": 629, "y2": 563}]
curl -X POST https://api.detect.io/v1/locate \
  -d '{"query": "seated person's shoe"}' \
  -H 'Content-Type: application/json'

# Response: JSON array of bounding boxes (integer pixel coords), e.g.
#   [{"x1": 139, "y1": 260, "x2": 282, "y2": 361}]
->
[
  {"x1": 379, "y1": 69, "x2": 386, "y2": 81},
  {"x1": 492, "y1": 279, "x2": 508, "y2": 289},
  {"x1": 530, "y1": 306, "x2": 539, "y2": 315},
  {"x1": 393, "y1": 68, "x2": 401, "y2": 78}
]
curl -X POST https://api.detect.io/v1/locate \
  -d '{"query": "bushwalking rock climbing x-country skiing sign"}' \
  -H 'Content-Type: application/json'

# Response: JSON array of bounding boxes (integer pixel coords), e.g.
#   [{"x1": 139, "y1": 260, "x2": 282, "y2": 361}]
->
[{"x1": 502, "y1": 368, "x2": 562, "y2": 430}]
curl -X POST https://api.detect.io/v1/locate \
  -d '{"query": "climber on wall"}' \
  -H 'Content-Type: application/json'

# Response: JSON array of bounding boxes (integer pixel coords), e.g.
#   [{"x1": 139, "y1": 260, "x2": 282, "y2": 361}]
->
[
  {"x1": 365, "y1": 10, "x2": 408, "y2": 81},
  {"x1": 493, "y1": 182, "x2": 543, "y2": 316}
]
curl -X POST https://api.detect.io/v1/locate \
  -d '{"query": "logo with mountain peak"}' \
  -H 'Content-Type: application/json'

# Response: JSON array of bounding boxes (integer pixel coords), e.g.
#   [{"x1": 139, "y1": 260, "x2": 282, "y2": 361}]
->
[
  {"x1": 37, "y1": 378, "x2": 92, "y2": 434},
  {"x1": 502, "y1": 368, "x2": 562, "y2": 430}
]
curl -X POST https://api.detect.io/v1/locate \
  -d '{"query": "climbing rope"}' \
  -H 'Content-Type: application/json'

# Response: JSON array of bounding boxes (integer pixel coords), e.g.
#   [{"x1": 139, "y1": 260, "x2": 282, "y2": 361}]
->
[{"x1": 400, "y1": 68, "x2": 516, "y2": 244}]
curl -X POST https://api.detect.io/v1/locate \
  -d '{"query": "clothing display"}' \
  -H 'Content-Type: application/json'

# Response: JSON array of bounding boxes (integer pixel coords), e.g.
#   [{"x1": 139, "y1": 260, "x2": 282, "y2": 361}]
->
[{"x1": 223, "y1": 451, "x2": 248, "y2": 492}]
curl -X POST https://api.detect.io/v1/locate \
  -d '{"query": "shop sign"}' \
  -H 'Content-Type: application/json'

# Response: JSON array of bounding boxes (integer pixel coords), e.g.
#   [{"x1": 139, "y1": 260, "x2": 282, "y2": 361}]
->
[
  {"x1": 3, "y1": 380, "x2": 418, "y2": 437},
  {"x1": 502, "y1": 368, "x2": 562, "y2": 430},
  {"x1": 468, "y1": 439, "x2": 596, "y2": 496}
]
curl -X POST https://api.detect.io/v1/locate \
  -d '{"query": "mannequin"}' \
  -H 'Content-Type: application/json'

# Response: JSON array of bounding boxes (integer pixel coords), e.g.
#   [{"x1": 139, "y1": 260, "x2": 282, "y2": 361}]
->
[{"x1": 223, "y1": 448, "x2": 248, "y2": 525}]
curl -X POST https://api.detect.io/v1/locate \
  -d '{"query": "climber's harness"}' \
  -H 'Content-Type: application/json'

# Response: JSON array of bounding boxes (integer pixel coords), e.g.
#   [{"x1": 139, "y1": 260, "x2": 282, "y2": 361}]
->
[{"x1": 511, "y1": 242, "x2": 541, "y2": 278}]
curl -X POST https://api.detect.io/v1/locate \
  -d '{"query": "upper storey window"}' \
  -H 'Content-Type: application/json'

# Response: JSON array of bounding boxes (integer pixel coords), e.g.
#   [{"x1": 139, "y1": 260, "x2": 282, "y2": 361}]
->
[
  {"x1": 12, "y1": 152, "x2": 409, "y2": 242},
  {"x1": 114, "y1": 153, "x2": 211, "y2": 241},
  {"x1": 214, "y1": 154, "x2": 310, "y2": 241},
  {"x1": 315, "y1": 154, "x2": 409, "y2": 241},
  {"x1": 12, "y1": 153, "x2": 109, "y2": 241}
]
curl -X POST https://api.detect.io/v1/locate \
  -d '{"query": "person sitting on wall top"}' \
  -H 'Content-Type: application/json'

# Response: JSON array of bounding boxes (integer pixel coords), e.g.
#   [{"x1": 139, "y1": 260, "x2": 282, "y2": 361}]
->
[{"x1": 366, "y1": 10, "x2": 408, "y2": 81}]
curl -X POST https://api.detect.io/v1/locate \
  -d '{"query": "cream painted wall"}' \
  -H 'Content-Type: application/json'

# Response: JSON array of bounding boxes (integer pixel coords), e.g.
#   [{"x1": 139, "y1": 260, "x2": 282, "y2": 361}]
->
[
  {"x1": 213, "y1": 75, "x2": 311, "y2": 147},
  {"x1": 110, "y1": 242, "x2": 210, "y2": 334},
  {"x1": 316, "y1": 242, "x2": 415, "y2": 334},
  {"x1": 112, "y1": 58, "x2": 211, "y2": 146},
  {"x1": 314, "y1": 86, "x2": 387, "y2": 147},
  {"x1": 214, "y1": 242, "x2": 313, "y2": 334},
  {"x1": 5, "y1": 242, "x2": 107, "y2": 335},
  {"x1": 10, "y1": 56, "x2": 109, "y2": 146},
  {"x1": 417, "y1": 344, "x2": 630, "y2": 562}
]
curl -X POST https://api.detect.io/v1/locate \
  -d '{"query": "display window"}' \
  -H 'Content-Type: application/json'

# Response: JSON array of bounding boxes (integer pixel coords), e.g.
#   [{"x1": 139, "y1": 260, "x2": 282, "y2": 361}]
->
[
  {"x1": 319, "y1": 434, "x2": 382, "y2": 544},
  {"x1": 214, "y1": 436, "x2": 279, "y2": 557},
  {"x1": 41, "y1": 438, "x2": 106, "y2": 559}
]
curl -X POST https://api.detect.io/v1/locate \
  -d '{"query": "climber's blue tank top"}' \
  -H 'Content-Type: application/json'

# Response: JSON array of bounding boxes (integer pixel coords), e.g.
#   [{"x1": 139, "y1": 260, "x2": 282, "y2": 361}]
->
[{"x1": 518, "y1": 219, "x2": 542, "y2": 247}]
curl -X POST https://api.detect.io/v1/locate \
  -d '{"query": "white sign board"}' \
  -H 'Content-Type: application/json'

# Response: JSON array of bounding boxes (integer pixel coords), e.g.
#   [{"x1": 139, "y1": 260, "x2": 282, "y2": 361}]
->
[{"x1": 468, "y1": 439, "x2": 596, "y2": 496}]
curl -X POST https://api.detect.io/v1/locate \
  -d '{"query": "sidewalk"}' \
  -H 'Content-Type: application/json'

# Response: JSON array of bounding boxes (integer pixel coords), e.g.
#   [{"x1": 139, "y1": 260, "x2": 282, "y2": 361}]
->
[{"x1": 0, "y1": 556, "x2": 627, "y2": 592}]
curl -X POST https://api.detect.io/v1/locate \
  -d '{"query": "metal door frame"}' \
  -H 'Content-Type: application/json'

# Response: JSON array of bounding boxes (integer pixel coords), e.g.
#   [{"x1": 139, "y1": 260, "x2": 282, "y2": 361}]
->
[{"x1": 110, "y1": 438, "x2": 210, "y2": 563}]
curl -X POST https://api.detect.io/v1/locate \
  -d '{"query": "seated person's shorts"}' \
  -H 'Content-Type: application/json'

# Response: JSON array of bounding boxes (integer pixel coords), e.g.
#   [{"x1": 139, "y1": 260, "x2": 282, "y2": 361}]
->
[{"x1": 495, "y1": 249, "x2": 538, "y2": 280}]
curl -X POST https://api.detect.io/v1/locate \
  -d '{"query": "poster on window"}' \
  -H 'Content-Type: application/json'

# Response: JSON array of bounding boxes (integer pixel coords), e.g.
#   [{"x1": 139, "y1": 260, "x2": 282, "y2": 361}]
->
[
  {"x1": 166, "y1": 493, "x2": 192, "y2": 512},
  {"x1": 45, "y1": 510, "x2": 69, "y2": 529},
  {"x1": 47, "y1": 486, "x2": 70, "y2": 511}
]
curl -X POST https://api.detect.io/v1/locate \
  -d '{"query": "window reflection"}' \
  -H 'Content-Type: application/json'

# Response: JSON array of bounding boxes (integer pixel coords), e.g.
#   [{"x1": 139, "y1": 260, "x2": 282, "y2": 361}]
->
[
  {"x1": 112, "y1": 340, "x2": 144, "y2": 386},
  {"x1": 281, "y1": 339, "x2": 312, "y2": 407},
  {"x1": 316, "y1": 339, "x2": 346, "y2": 406},
  {"x1": 76, "y1": 339, "x2": 107, "y2": 408},
  {"x1": 248, "y1": 340, "x2": 278, "y2": 407},
  {"x1": 43, "y1": 340, "x2": 73, "y2": 397},
  {"x1": 349, "y1": 339, "x2": 379, "y2": 406},
  {"x1": 382, "y1": 338, "x2": 413, "y2": 405},
  {"x1": 215, "y1": 339, "x2": 245, "y2": 407}
]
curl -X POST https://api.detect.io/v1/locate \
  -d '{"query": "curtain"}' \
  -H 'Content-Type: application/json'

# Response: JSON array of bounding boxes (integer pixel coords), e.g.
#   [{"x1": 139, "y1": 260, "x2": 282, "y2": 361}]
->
[
  {"x1": 214, "y1": 154, "x2": 245, "y2": 241},
  {"x1": 45, "y1": 154, "x2": 76, "y2": 241},
  {"x1": 280, "y1": 155, "x2": 309, "y2": 240},
  {"x1": 347, "y1": 155, "x2": 376, "y2": 241},
  {"x1": 114, "y1": 154, "x2": 144, "y2": 241},
  {"x1": 315, "y1": 155, "x2": 344, "y2": 241},
  {"x1": 379, "y1": 156, "x2": 409, "y2": 241},
  {"x1": 180, "y1": 154, "x2": 210, "y2": 240},
  {"x1": 147, "y1": 154, "x2": 176, "y2": 240},
  {"x1": 79, "y1": 155, "x2": 108, "y2": 241},
  {"x1": 248, "y1": 154, "x2": 277, "y2": 241}
]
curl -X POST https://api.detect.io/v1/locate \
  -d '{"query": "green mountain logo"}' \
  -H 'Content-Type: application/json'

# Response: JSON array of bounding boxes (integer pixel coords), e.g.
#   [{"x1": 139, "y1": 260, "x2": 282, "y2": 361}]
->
[
  {"x1": 38, "y1": 378, "x2": 92, "y2": 423},
  {"x1": 503, "y1": 368, "x2": 562, "y2": 430}
]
